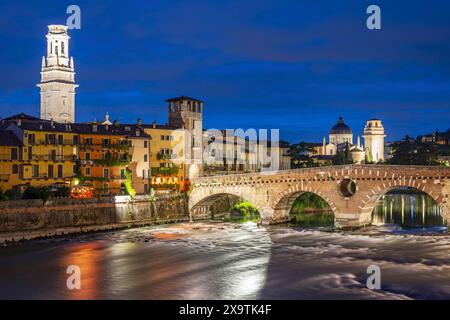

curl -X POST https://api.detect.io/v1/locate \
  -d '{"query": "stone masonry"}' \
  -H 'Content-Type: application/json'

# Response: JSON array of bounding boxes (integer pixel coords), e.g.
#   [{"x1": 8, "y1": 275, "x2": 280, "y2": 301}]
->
[{"x1": 189, "y1": 165, "x2": 450, "y2": 228}]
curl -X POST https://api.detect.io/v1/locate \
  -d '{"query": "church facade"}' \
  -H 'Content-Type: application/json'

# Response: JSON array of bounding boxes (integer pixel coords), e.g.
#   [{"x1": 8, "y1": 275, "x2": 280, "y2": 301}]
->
[{"x1": 314, "y1": 117, "x2": 386, "y2": 164}]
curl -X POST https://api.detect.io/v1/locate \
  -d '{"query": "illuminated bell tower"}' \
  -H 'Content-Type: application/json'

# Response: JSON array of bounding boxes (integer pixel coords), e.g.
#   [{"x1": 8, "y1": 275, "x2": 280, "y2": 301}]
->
[
  {"x1": 167, "y1": 96, "x2": 204, "y2": 179},
  {"x1": 363, "y1": 119, "x2": 386, "y2": 162},
  {"x1": 37, "y1": 25, "x2": 78, "y2": 123}
]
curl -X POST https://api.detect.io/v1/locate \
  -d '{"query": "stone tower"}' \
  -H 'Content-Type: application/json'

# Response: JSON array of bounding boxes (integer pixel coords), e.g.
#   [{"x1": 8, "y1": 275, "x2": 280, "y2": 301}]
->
[
  {"x1": 363, "y1": 119, "x2": 386, "y2": 162},
  {"x1": 167, "y1": 96, "x2": 203, "y2": 179},
  {"x1": 37, "y1": 25, "x2": 78, "y2": 123}
]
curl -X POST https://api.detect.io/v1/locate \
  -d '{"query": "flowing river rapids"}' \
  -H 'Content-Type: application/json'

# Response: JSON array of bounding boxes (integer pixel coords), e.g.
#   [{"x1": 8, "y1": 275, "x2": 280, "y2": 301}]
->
[{"x1": 0, "y1": 219, "x2": 449, "y2": 300}]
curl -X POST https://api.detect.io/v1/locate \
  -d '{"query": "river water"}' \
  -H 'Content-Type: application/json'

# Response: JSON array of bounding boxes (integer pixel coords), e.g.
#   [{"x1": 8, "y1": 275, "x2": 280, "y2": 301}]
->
[{"x1": 0, "y1": 218, "x2": 449, "y2": 300}]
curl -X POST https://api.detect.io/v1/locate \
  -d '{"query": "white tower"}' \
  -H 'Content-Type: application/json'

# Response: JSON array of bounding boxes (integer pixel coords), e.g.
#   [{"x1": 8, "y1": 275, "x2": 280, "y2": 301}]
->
[
  {"x1": 37, "y1": 25, "x2": 78, "y2": 123},
  {"x1": 363, "y1": 119, "x2": 386, "y2": 163}
]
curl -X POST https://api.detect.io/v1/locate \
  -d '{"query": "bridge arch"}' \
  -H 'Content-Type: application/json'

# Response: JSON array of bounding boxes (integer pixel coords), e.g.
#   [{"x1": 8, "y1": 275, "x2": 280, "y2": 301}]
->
[
  {"x1": 189, "y1": 192, "x2": 261, "y2": 221},
  {"x1": 271, "y1": 185, "x2": 335, "y2": 223},
  {"x1": 359, "y1": 184, "x2": 449, "y2": 226}
]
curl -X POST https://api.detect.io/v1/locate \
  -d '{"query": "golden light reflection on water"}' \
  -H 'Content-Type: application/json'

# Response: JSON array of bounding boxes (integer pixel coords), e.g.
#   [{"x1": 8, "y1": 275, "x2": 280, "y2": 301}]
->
[{"x1": 61, "y1": 242, "x2": 103, "y2": 300}]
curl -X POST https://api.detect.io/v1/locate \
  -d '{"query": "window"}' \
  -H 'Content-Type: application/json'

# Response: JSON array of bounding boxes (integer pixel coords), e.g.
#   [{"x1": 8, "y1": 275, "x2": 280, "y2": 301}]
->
[
  {"x1": 12, "y1": 164, "x2": 19, "y2": 174},
  {"x1": 32, "y1": 165, "x2": 39, "y2": 178},
  {"x1": 103, "y1": 138, "x2": 110, "y2": 146},
  {"x1": 85, "y1": 167, "x2": 91, "y2": 176},
  {"x1": 48, "y1": 165, "x2": 54, "y2": 178},
  {"x1": 84, "y1": 138, "x2": 92, "y2": 145},
  {"x1": 57, "y1": 165, "x2": 63, "y2": 178},
  {"x1": 10, "y1": 148, "x2": 18, "y2": 160},
  {"x1": 73, "y1": 164, "x2": 77, "y2": 175},
  {"x1": 120, "y1": 169, "x2": 126, "y2": 179},
  {"x1": 144, "y1": 184, "x2": 149, "y2": 193},
  {"x1": 144, "y1": 154, "x2": 148, "y2": 162},
  {"x1": 161, "y1": 135, "x2": 165, "y2": 141},
  {"x1": 103, "y1": 183, "x2": 109, "y2": 191},
  {"x1": 144, "y1": 140, "x2": 148, "y2": 148},
  {"x1": 58, "y1": 135, "x2": 63, "y2": 145},
  {"x1": 103, "y1": 168, "x2": 109, "y2": 179},
  {"x1": 85, "y1": 152, "x2": 91, "y2": 161},
  {"x1": 73, "y1": 135, "x2": 79, "y2": 145},
  {"x1": 61, "y1": 42, "x2": 65, "y2": 54},
  {"x1": 28, "y1": 134, "x2": 35, "y2": 145}
]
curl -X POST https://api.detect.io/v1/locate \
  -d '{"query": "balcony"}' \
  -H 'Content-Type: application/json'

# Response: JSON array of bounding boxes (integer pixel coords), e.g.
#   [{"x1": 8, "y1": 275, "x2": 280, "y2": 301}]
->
[
  {"x1": 81, "y1": 142, "x2": 132, "y2": 149},
  {"x1": 31, "y1": 139, "x2": 78, "y2": 146},
  {"x1": 151, "y1": 167, "x2": 179, "y2": 176},
  {"x1": 30, "y1": 155, "x2": 77, "y2": 162},
  {"x1": 0, "y1": 154, "x2": 13, "y2": 161}
]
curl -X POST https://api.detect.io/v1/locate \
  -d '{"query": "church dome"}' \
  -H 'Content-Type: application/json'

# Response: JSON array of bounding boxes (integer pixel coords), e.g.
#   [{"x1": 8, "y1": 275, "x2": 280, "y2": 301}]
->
[{"x1": 330, "y1": 117, "x2": 352, "y2": 135}]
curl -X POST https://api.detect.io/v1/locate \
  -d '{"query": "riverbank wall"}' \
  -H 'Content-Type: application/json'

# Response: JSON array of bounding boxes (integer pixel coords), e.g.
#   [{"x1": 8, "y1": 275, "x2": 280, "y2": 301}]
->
[{"x1": 0, "y1": 192, "x2": 189, "y2": 243}]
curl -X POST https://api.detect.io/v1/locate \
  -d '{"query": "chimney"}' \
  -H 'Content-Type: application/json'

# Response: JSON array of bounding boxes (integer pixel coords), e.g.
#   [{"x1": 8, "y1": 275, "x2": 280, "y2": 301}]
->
[
  {"x1": 92, "y1": 124, "x2": 98, "y2": 132},
  {"x1": 137, "y1": 118, "x2": 142, "y2": 126}
]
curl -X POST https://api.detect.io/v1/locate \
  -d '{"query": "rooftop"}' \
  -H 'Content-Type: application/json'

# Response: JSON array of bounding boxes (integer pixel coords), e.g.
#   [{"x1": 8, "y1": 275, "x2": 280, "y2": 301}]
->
[{"x1": 166, "y1": 95, "x2": 203, "y2": 103}]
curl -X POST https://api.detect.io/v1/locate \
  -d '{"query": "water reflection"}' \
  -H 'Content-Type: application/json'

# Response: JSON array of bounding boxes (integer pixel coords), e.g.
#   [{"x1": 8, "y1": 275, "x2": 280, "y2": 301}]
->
[
  {"x1": 61, "y1": 242, "x2": 104, "y2": 299},
  {"x1": 372, "y1": 188, "x2": 446, "y2": 228}
]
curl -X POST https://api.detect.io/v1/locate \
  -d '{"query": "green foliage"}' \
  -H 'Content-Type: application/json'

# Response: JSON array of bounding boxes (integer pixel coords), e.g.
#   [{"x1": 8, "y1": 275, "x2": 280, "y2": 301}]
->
[
  {"x1": 151, "y1": 167, "x2": 179, "y2": 176},
  {"x1": 388, "y1": 136, "x2": 440, "y2": 165},
  {"x1": 0, "y1": 189, "x2": 6, "y2": 201},
  {"x1": 156, "y1": 152, "x2": 171, "y2": 161},
  {"x1": 4, "y1": 188, "x2": 20, "y2": 200},
  {"x1": 291, "y1": 192, "x2": 330, "y2": 214},
  {"x1": 22, "y1": 186, "x2": 51, "y2": 203},
  {"x1": 231, "y1": 201, "x2": 259, "y2": 217},
  {"x1": 124, "y1": 169, "x2": 136, "y2": 197},
  {"x1": 295, "y1": 212, "x2": 334, "y2": 226},
  {"x1": 289, "y1": 141, "x2": 320, "y2": 168},
  {"x1": 332, "y1": 144, "x2": 353, "y2": 165},
  {"x1": 93, "y1": 155, "x2": 131, "y2": 166}
]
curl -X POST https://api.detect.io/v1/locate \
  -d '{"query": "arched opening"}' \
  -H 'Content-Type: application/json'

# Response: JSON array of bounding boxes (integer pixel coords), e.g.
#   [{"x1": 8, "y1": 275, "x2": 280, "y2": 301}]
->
[
  {"x1": 191, "y1": 193, "x2": 260, "y2": 222},
  {"x1": 275, "y1": 191, "x2": 334, "y2": 227},
  {"x1": 371, "y1": 187, "x2": 447, "y2": 229}
]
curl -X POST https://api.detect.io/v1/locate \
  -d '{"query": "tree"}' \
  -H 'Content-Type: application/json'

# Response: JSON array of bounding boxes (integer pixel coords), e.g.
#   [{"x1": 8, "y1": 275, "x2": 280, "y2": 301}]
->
[{"x1": 388, "y1": 136, "x2": 439, "y2": 165}]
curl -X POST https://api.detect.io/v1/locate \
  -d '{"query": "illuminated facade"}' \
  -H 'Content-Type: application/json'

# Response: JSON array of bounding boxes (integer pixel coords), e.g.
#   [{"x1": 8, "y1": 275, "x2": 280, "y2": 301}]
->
[
  {"x1": 0, "y1": 114, "x2": 79, "y2": 191},
  {"x1": 38, "y1": 25, "x2": 78, "y2": 123},
  {"x1": 76, "y1": 122, "x2": 150, "y2": 195}
]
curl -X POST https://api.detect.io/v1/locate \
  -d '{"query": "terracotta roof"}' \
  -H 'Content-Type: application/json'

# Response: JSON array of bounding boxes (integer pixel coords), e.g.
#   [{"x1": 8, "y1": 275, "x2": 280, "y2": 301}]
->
[{"x1": 166, "y1": 95, "x2": 203, "y2": 103}]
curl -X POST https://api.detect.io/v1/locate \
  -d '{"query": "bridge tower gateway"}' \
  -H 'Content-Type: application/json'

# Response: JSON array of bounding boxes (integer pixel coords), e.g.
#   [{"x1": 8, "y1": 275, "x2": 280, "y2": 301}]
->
[
  {"x1": 167, "y1": 96, "x2": 204, "y2": 180},
  {"x1": 363, "y1": 119, "x2": 385, "y2": 163},
  {"x1": 37, "y1": 25, "x2": 78, "y2": 123}
]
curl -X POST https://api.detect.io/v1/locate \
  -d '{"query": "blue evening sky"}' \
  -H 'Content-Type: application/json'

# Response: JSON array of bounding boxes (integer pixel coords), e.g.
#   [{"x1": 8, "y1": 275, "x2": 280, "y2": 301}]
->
[{"x1": 0, "y1": 0, "x2": 449, "y2": 143}]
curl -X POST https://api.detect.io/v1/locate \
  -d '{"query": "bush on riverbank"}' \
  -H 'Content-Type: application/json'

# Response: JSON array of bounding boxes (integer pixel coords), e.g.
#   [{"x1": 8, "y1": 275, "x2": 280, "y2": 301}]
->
[
  {"x1": 295, "y1": 212, "x2": 334, "y2": 226},
  {"x1": 291, "y1": 192, "x2": 330, "y2": 214},
  {"x1": 231, "y1": 201, "x2": 259, "y2": 217}
]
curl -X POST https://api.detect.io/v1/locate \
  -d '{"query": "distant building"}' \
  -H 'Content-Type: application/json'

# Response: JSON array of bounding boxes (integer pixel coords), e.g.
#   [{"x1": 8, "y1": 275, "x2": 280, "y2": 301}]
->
[
  {"x1": 313, "y1": 117, "x2": 386, "y2": 164},
  {"x1": 421, "y1": 130, "x2": 450, "y2": 145},
  {"x1": 363, "y1": 119, "x2": 386, "y2": 162}
]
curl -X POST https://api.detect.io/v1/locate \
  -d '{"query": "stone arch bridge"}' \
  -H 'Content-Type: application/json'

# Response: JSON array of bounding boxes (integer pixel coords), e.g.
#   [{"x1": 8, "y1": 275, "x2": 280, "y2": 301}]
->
[{"x1": 189, "y1": 165, "x2": 450, "y2": 228}]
